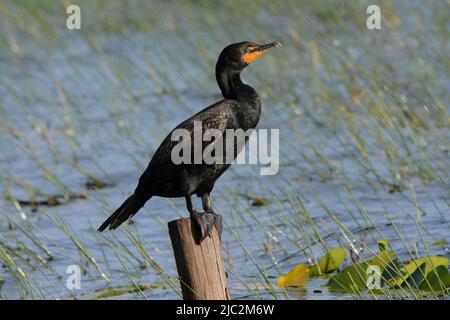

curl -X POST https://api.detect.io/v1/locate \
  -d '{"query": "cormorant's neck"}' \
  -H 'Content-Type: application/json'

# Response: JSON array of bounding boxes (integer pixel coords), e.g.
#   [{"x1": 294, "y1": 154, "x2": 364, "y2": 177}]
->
[{"x1": 216, "y1": 68, "x2": 258, "y2": 103}]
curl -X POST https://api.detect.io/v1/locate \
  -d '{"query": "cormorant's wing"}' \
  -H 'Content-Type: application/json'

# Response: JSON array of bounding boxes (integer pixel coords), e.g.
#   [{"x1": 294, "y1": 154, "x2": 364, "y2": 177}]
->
[{"x1": 133, "y1": 100, "x2": 238, "y2": 196}]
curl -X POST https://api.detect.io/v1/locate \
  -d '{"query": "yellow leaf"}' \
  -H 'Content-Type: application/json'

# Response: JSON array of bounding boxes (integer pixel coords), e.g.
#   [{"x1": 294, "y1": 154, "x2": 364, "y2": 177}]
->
[
  {"x1": 387, "y1": 256, "x2": 449, "y2": 288},
  {"x1": 404, "y1": 256, "x2": 449, "y2": 277},
  {"x1": 277, "y1": 263, "x2": 309, "y2": 288},
  {"x1": 309, "y1": 248, "x2": 347, "y2": 277},
  {"x1": 378, "y1": 239, "x2": 389, "y2": 252},
  {"x1": 369, "y1": 250, "x2": 396, "y2": 270}
]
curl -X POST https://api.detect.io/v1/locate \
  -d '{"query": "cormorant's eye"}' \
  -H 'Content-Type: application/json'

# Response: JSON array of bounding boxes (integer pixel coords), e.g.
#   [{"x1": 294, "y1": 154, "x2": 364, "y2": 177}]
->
[{"x1": 244, "y1": 47, "x2": 251, "y2": 53}]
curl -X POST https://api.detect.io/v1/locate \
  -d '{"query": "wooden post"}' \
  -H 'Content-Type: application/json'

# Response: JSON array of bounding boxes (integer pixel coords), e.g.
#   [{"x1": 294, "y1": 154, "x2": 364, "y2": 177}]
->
[{"x1": 168, "y1": 218, "x2": 230, "y2": 300}]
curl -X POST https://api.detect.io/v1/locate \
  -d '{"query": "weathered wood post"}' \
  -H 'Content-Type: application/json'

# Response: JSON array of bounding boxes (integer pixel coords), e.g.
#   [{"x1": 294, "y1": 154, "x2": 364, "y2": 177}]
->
[{"x1": 168, "y1": 218, "x2": 230, "y2": 300}]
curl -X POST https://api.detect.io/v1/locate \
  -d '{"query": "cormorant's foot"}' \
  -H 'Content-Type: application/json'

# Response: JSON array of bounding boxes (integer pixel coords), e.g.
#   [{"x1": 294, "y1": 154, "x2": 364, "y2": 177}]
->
[
  {"x1": 190, "y1": 211, "x2": 216, "y2": 242},
  {"x1": 207, "y1": 211, "x2": 223, "y2": 240}
]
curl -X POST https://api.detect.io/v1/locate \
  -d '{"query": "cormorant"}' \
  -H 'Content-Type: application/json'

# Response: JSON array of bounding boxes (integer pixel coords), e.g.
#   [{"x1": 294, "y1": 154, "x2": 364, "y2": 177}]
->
[{"x1": 98, "y1": 41, "x2": 282, "y2": 241}]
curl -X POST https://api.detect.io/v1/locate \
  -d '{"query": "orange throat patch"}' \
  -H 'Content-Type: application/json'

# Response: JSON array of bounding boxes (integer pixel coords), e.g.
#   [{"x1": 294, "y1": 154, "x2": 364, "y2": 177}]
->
[{"x1": 243, "y1": 50, "x2": 267, "y2": 64}]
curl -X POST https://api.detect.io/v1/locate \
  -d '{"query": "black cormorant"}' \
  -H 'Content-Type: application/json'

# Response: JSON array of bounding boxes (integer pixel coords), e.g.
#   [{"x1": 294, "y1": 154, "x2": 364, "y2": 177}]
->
[{"x1": 98, "y1": 41, "x2": 282, "y2": 241}]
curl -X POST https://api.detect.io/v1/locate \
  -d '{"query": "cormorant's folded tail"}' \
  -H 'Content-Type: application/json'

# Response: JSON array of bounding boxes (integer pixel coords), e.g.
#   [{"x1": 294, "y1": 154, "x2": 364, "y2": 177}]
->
[{"x1": 98, "y1": 194, "x2": 146, "y2": 231}]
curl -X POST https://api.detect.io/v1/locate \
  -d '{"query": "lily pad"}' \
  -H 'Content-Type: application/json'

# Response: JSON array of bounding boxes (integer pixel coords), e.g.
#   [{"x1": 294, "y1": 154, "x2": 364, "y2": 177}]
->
[
  {"x1": 419, "y1": 265, "x2": 450, "y2": 293},
  {"x1": 327, "y1": 250, "x2": 397, "y2": 293},
  {"x1": 369, "y1": 250, "x2": 397, "y2": 271},
  {"x1": 387, "y1": 256, "x2": 449, "y2": 289},
  {"x1": 309, "y1": 247, "x2": 347, "y2": 277},
  {"x1": 327, "y1": 261, "x2": 372, "y2": 293},
  {"x1": 404, "y1": 256, "x2": 449, "y2": 276},
  {"x1": 277, "y1": 263, "x2": 309, "y2": 288},
  {"x1": 387, "y1": 262, "x2": 426, "y2": 289},
  {"x1": 378, "y1": 239, "x2": 389, "y2": 252}
]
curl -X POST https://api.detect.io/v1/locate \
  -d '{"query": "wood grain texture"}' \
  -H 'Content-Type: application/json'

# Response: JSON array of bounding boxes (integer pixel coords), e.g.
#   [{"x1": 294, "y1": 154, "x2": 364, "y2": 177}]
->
[{"x1": 168, "y1": 218, "x2": 230, "y2": 300}]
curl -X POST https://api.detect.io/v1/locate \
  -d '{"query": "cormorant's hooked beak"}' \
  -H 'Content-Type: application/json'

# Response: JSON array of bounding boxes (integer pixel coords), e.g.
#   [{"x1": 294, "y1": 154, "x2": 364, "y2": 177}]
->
[{"x1": 242, "y1": 41, "x2": 282, "y2": 64}]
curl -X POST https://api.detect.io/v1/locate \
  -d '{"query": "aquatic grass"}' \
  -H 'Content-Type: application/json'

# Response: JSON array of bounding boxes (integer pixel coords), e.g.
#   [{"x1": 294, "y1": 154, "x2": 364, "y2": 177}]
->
[
  {"x1": 107, "y1": 242, "x2": 148, "y2": 299},
  {"x1": 47, "y1": 212, "x2": 110, "y2": 283}
]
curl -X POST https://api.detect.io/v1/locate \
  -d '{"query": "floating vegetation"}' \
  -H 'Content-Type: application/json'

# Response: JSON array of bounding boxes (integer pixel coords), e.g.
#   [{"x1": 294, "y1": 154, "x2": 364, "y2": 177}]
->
[
  {"x1": 277, "y1": 247, "x2": 347, "y2": 288},
  {"x1": 85, "y1": 283, "x2": 166, "y2": 299},
  {"x1": 277, "y1": 240, "x2": 450, "y2": 297},
  {"x1": 5, "y1": 193, "x2": 88, "y2": 207},
  {"x1": 84, "y1": 178, "x2": 114, "y2": 191}
]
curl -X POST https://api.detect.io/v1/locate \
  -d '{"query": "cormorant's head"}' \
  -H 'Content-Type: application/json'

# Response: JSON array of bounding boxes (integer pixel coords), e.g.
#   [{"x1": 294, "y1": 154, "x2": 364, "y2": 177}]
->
[{"x1": 216, "y1": 41, "x2": 282, "y2": 73}]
